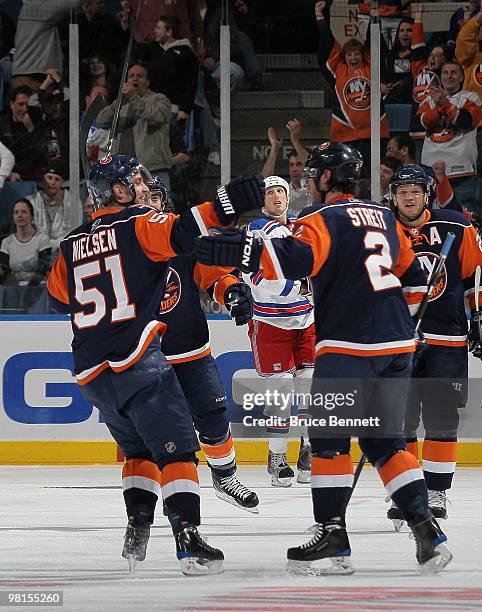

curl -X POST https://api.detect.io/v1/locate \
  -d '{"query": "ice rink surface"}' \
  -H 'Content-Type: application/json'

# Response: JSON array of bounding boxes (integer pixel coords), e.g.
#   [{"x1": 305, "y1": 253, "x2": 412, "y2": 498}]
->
[{"x1": 1, "y1": 465, "x2": 481, "y2": 611}]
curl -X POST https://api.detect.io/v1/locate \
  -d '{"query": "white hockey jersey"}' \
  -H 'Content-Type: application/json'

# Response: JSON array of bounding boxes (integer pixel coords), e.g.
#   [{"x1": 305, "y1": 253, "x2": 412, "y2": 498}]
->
[{"x1": 242, "y1": 215, "x2": 314, "y2": 330}]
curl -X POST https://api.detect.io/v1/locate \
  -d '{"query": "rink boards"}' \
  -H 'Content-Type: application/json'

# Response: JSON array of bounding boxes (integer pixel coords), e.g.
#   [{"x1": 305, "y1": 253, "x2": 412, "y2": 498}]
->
[{"x1": 1, "y1": 316, "x2": 482, "y2": 465}]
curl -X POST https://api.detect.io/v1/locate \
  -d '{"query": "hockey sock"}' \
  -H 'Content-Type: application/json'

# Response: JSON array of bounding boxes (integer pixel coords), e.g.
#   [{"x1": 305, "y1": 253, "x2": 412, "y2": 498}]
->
[
  {"x1": 311, "y1": 454, "x2": 353, "y2": 524},
  {"x1": 268, "y1": 435, "x2": 289, "y2": 454},
  {"x1": 200, "y1": 431, "x2": 237, "y2": 478},
  {"x1": 377, "y1": 450, "x2": 428, "y2": 522},
  {"x1": 161, "y1": 462, "x2": 201, "y2": 530},
  {"x1": 122, "y1": 458, "x2": 161, "y2": 522},
  {"x1": 405, "y1": 438, "x2": 419, "y2": 461},
  {"x1": 422, "y1": 438, "x2": 457, "y2": 491}
]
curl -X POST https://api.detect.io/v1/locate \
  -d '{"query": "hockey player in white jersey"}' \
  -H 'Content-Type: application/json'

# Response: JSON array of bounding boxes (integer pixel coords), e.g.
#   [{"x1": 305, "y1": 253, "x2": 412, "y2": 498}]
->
[{"x1": 243, "y1": 176, "x2": 315, "y2": 486}]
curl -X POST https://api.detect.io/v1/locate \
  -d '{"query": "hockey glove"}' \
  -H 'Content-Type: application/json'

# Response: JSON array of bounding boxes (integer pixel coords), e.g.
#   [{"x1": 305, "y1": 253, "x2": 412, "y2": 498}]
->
[
  {"x1": 214, "y1": 174, "x2": 265, "y2": 225},
  {"x1": 469, "y1": 311, "x2": 482, "y2": 359},
  {"x1": 224, "y1": 282, "x2": 253, "y2": 326},
  {"x1": 195, "y1": 227, "x2": 263, "y2": 273}
]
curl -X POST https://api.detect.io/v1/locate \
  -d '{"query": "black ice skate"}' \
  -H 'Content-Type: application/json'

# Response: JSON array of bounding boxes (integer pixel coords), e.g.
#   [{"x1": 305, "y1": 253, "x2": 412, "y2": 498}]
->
[
  {"x1": 122, "y1": 512, "x2": 151, "y2": 574},
  {"x1": 296, "y1": 440, "x2": 311, "y2": 484},
  {"x1": 267, "y1": 450, "x2": 294, "y2": 487},
  {"x1": 386, "y1": 498, "x2": 405, "y2": 532},
  {"x1": 212, "y1": 472, "x2": 259, "y2": 514},
  {"x1": 408, "y1": 513, "x2": 453, "y2": 575},
  {"x1": 175, "y1": 523, "x2": 224, "y2": 575},
  {"x1": 286, "y1": 521, "x2": 354, "y2": 575},
  {"x1": 428, "y1": 489, "x2": 448, "y2": 519}
]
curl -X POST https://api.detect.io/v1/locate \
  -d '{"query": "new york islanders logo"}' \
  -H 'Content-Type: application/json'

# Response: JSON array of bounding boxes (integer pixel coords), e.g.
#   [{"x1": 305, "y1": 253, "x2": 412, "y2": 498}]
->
[
  {"x1": 343, "y1": 76, "x2": 371, "y2": 110},
  {"x1": 413, "y1": 70, "x2": 440, "y2": 104},
  {"x1": 473, "y1": 62, "x2": 482, "y2": 87},
  {"x1": 159, "y1": 268, "x2": 181, "y2": 313},
  {"x1": 416, "y1": 252, "x2": 447, "y2": 302}
]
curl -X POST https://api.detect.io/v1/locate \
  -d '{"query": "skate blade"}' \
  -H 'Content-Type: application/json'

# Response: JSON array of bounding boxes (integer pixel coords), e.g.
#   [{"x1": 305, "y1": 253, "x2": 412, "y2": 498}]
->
[
  {"x1": 271, "y1": 476, "x2": 293, "y2": 487},
  {"x1": 287, "y1": 557, "x2": 354, "y2": 576},
  {"x1": 392, "y1": 519, "x2": 405, "y2": 532},
  {"x1": 214, "y1": 489, "x2": 260, "y2": 514},
  {"x1": 419, "y1": 543, "x2": 453, "y2": 576},
  {"x1": 180, "y1": 557, "x2": 224, "y2": 576},
  {"x1": 296, "y1": 470, "x2": 311, "y2": 484}
]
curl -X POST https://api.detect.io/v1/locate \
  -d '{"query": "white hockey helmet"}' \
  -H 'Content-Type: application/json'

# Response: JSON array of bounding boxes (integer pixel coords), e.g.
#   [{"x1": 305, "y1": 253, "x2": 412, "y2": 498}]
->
[{"x1": 264, "y1": 175, "x2": 290, "y2": 197}]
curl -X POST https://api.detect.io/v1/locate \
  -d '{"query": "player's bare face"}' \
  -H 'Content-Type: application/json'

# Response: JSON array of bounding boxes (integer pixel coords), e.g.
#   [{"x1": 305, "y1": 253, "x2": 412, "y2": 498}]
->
[
  {"x1": 264, "y1": 186, "x2": 288, "y2": 217},
  {"x1": 345, "y1": 49, "x2": 363, "y2": 68},
  {"x1": 132, "y1": 173, "x2": 149, "y2": 205},
  {"x1": 149, "y1": 193, "x2": 164, "y2": 211},
  {"x1": 394, "y1": 185, "x2": 426, "y2": 224}
]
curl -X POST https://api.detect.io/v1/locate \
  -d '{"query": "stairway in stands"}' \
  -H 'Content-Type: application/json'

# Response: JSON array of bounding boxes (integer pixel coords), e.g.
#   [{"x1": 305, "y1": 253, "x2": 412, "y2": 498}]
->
[{"x1": 195, "y1": 53, "x2": 332, "y2": 203}]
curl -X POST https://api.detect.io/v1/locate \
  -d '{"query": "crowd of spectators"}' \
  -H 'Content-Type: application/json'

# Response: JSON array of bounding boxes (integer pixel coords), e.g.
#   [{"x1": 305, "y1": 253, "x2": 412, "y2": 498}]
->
[{"x1": 0, "y1": 0, "x2": 482, "y2": 311}]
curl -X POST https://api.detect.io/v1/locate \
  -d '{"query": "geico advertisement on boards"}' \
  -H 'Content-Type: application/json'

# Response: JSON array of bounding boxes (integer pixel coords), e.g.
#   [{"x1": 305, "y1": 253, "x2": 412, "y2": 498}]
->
[{"x1": 0, "y1": 318, "x2": 255, "y2": 441}]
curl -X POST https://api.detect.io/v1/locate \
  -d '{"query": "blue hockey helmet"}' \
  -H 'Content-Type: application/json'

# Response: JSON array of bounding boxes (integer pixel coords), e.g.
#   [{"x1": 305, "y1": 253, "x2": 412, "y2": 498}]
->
[
  {"x1": 389, "y1": 164, "x2": 432, "y2": 215},
  {"x1": 147, "y1": 176, "x2": 168, "y2": 210},
  {"x1": 88, "y1": 155, "x2": 152, "y2": 207}
]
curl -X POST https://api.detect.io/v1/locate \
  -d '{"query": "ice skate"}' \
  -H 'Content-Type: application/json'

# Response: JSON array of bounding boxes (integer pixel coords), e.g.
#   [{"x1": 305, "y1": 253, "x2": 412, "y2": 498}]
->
[
  {"x1": 212, "y1": 472, "x2": 259, "y2": 513},
  {"x1": 122, "y1": 514, "x2": 151, "y2": 574},
  {"x1": 296, "y1": 440, "x2": 311, "y2": 484},
  {"x1": 428, "y1": 489, "x2": 448, "y2": 519},
  {"x1": 286, "y1": 521, "x2": 354, "y2": 576},
  {"x1": 267, "y1": 450, "x2": 294, "y2": 487},
  {"x1": 175, "y1": 523, "x2": 224, "y2": 575},
  {"x1": 408, "y1": 513, "x2": 453, "y2": 575},
  {"x1": 386, "y1": 498, "x2": 405, "y2": 532}
]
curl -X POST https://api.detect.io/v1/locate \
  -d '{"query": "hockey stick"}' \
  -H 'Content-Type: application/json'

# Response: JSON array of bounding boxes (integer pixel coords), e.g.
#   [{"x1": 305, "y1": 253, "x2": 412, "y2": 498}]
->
[
  {"x1": 105, "y1": 0, "x2": 142, "y2": 157},
  {"x1": 346, "y1": 231, "x2": 456, "y2": 504}
]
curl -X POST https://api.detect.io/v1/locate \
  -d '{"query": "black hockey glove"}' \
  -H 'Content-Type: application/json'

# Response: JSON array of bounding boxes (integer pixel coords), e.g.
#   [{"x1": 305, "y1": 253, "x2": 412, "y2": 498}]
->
[
  {"x1": 469, "y1": 311, "x2": 482, "y2": 359},
  {"x1": 224, "y1": 282, "x2": 253, "y2": 326},
  {"x1": 214, "y1": 174, "x2": 265, "y2": 225},
  {"x1": 195, "y1": 227, "x2": 263, "y2": 273}
]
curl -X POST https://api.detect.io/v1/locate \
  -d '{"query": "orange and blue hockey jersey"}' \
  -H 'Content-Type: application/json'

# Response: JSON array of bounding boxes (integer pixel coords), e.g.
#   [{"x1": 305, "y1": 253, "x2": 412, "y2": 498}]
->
[
  {"x1": 317, "y1": 20, "x2": 389, "y2": 142},
  {"x1": 257, "y1": 195, "x2": 428, "y2": 358},
  {"x1": 398, "y1": 208, "x2": 482, "y2": 346},
  {"x1": 159, "y1": 254, "x2": 238, "y2": 363},
  {"x1": 47, "y1": 202, "x2": 222, "y2": 384}
]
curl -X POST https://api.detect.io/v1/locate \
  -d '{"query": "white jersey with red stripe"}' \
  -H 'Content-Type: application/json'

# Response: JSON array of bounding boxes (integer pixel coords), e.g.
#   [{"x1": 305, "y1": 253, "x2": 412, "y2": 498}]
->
[{"x1": 242, "y1": 215, "x2": 314, "y2": 330}]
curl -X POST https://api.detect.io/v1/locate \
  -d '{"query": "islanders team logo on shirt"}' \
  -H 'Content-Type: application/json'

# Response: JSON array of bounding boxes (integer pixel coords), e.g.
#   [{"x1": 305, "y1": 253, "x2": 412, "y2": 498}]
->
[
  {"x1": 416, "y1": 251, "x2": 447, "y2": 301},
  {"x1": 413, "y1": 70, "x2": 440, "y2": 104},
  {"x1": 473, "y1": 62, "x2": 482, "y2": 87},
  {"x1": 159, "y1": 268, "x2": 181, "y2": 313},
  {"x1": 343, "y1": 76, "x2": 371, "y2": 110}
]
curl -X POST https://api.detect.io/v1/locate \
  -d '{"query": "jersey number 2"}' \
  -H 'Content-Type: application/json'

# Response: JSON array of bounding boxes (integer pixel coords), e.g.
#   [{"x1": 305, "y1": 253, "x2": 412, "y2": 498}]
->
[
  {"x1": 73, "y1": 254, "x2": 135, "y2": 328},
  {"x1": 364, "y1": 231, "x2": 400, "y2": 292}
]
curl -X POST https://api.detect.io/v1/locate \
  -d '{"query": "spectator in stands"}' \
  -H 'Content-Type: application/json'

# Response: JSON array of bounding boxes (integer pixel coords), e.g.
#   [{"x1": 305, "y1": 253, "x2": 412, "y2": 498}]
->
[
  {"x1": 95, "y1": 63, "x2": 172, "y2": 188},
  {"x1": 0, "y1": 86, "x2": 42, "y2": 181},
  {"x1": 409, "y1": 5, "x2": 453, "y2": 160},
  {"x1": 138, "y1": 15, "x2": 199, "y2": 142},
  {"x1": 117, "y1": 0, "x2": 131, "y2": 32},
  {"x1": 381, "y1": 18, "x2": 414, "y2": 104},
  {"x1": 449, "y1": 0, "x2": 480, "y2": 48},
  {"x1": 130, "y1": 0, "x2": 205, "y2": 62},
  {"x1": 380, "y1": 156, "x2": 402, "y2": 204},
  {"x1": 82, "y1": 85, "x2": 110, "y2": 165},
  {"x1": 36, "y1": 83, "x2": 69, "y2": 172},
  {"x1": 61, "y1": 0, "x2": 128, "y2": 65},
  {"x1": 203, "y1": 0, "x2": 245, "y2": 91},
  {"x1": 26, "y1": 164, "x2": 74, "y2": 252},
  {"x1": 0, "y1": 140, "x2": 14, "y2": 190},
  {"x1": 358, "y1": 0, "x2": 411, "y2": 50},
  {"x1": 12, "y1": 0, "x2": 80, "y2": 90},
  {"x1": 83, "y1": 195, "x2": 94, "y2": 222},
  {"x1": 80, "y1": 54, "x2": 118, "y2": 102},
  {"x1": 420, "y1": 61, "x2": 482, "y2": 211},
  {"x1": 387, "y1": 134, "x2": 459, "y2": 210},
  {"x1": 456, "y1": 9, "x2": 482, "y2": 202},
  {"x1": 0, "y1": 198, "x2": 50, "y2": 286},
  {"x1": 261, "y1": 120, "x2": 311, "y2": 216},
  {"x1": 231, "y1": 0, "x2": 263, "y2": 90},
  {"x1": 315, "y1": 1, "x2": 389, "y2": 179}
]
